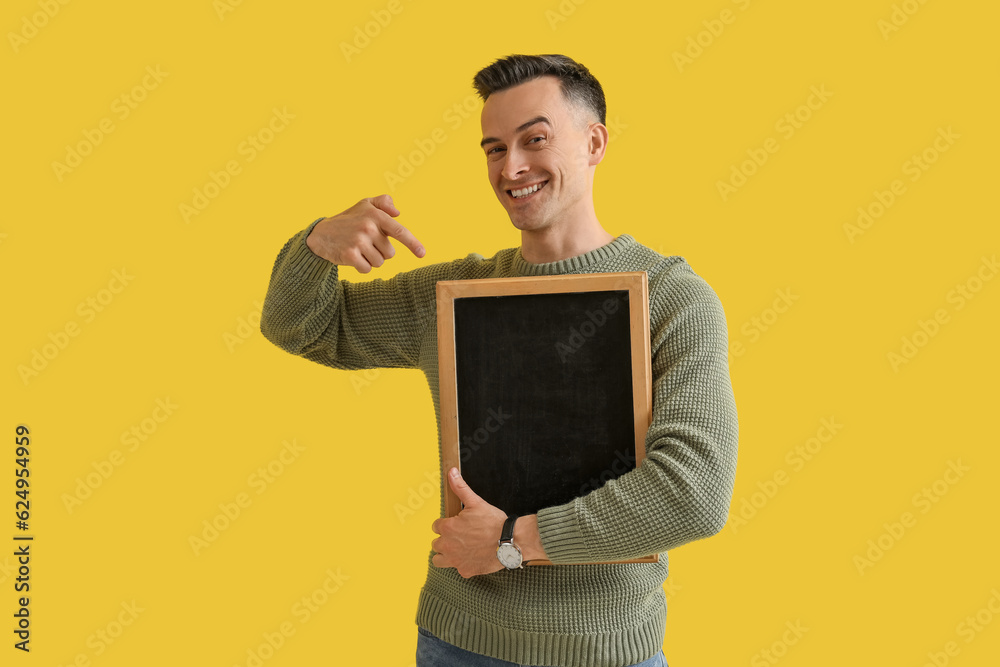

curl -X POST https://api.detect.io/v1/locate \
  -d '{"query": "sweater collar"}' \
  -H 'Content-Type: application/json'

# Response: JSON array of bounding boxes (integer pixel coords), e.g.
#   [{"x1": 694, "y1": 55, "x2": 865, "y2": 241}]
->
[{"x1": 511, "y1": 234, "x2": 637, "y2": 276}]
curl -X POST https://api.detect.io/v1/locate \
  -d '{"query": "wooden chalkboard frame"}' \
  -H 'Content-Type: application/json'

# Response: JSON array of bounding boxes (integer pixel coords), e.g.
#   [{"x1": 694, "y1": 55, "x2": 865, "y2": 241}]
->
[{"x1": 436, "y1": 271, "x2": 657, "y2": 565}]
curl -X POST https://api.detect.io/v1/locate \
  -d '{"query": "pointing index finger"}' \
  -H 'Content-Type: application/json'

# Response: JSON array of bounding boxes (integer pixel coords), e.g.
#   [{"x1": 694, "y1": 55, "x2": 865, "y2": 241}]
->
[{"x1": 377, "y1": 214, "x2": 426, "y2": 259}]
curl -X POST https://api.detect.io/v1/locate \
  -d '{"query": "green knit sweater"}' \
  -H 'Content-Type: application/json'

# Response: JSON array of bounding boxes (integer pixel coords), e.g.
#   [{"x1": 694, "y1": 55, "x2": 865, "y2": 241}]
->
[{"x1": 260, "y1": 218, "x2": 738, "y2": 667}]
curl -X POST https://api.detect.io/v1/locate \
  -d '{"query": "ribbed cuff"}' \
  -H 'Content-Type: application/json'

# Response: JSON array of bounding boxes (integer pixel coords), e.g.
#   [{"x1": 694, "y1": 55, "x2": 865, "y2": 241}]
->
[
  {"x1": 284, "y1": 217, "x2": 336, "y2": 282},
  {"x1": 537, "y1": 501, "x2": 593, "y2": 564}
]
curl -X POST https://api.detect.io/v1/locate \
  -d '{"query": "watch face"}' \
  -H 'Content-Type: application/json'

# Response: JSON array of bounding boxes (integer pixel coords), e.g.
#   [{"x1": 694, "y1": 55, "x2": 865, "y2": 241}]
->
[{"x1": 496, "y1": 543, "x2": 523, "y2": 569}]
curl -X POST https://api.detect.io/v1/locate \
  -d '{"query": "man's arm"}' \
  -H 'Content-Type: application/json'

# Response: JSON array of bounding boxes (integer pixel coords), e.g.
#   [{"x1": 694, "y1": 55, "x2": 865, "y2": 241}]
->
[
  {"x1": 260, "y1": 195, "x2": 434, "y2": 370},
  {"x1": 534, "y1": 264, "x2": 739, "y2": 564}
]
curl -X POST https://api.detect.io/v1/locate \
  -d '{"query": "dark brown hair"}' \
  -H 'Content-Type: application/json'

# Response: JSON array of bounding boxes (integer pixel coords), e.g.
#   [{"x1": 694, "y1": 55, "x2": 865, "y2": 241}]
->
[{"x1": 473, "y1": 54, "x2": 606, "y2": 125}]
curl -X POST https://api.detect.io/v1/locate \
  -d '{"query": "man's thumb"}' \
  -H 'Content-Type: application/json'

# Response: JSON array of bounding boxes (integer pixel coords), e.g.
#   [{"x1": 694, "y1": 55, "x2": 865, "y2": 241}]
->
[{"x1": 448, "y1": 467, "x2": 482, "y2": 506}]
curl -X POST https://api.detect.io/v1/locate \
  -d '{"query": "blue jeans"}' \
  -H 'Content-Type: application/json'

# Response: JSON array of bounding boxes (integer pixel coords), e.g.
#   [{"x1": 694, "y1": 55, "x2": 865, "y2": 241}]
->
[{"x1": 416, "y1": 627, "x2": 668, "y2": 667}]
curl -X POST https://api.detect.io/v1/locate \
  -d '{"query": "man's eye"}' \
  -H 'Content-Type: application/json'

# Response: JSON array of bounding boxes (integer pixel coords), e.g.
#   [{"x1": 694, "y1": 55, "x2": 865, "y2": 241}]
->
[
  {"x1": 528, "y1": 136, "x2": 544, "y2": 144},
  {"x1": 487, "y1": 146, "x2": 505, "y2": 155}
]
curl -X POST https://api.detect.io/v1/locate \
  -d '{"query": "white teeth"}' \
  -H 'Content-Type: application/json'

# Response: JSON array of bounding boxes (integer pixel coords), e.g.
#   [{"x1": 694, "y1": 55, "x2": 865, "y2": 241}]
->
[{"x1": 511, "y1": 182, "x2": 545, "y2": 198}]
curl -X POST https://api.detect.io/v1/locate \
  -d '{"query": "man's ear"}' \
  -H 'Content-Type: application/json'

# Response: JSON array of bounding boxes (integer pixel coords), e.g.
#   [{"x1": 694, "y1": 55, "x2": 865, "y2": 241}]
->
[{"x1": 587, "y1": 122, "x2": 609, "y2": 166}]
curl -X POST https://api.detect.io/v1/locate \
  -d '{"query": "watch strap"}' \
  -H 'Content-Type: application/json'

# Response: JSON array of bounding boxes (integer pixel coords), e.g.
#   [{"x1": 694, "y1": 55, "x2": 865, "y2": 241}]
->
[{"x1": 500, "y1": 515, "x2": 518, "y2": 543}]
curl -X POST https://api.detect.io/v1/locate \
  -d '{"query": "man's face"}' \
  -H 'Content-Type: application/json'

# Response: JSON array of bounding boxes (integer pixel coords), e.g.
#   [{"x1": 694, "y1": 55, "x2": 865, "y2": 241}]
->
[{"x1": 480, "y1": 76, "x2": 602, "y2": 233}]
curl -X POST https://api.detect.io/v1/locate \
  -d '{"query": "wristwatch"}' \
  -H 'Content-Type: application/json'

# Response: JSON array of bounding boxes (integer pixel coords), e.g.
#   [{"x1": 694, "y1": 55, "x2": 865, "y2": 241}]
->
[{"x1": 496, "y1": 515, "x2": 524, "y2": 569}]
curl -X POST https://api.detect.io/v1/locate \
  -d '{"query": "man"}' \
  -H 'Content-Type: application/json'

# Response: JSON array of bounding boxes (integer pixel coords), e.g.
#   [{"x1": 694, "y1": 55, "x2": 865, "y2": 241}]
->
[{"x1": 260, "y1": 54, "x2": 738, "y2": 667}]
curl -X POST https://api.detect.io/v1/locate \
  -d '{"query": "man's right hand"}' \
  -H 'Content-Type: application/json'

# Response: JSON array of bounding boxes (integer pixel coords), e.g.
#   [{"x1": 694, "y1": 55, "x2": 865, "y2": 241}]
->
[{"x1": 306, "y1": 194, "x2": 425, "y2": 273}]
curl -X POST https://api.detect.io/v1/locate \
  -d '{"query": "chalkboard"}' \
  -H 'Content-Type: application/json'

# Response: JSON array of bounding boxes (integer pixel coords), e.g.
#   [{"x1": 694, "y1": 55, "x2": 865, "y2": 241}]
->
[{"x1": 436, "y1": 272, "x2": 656, "y2": 565}]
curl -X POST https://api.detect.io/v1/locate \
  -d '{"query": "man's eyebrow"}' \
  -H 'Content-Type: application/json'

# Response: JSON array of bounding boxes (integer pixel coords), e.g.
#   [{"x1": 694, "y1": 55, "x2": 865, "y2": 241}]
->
[{"x1": 480, "y1": 115, "x2": 551, "y2": 148}]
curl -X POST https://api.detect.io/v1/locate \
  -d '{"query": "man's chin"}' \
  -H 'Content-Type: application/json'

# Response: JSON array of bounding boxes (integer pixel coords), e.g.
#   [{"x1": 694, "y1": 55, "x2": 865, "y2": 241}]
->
[
  {"x1": 507, "y1": 214, "x2": 540, "y2": 231},
  {"x1": 504, "y1": 205, "x2": 545, "y2": 230}
]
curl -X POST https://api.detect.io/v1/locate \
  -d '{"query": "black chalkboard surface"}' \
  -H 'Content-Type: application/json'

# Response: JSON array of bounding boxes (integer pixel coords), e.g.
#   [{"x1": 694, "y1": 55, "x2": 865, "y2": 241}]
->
[{"x1": 436, "y1": 272, "x2": 655, "y2": 565}]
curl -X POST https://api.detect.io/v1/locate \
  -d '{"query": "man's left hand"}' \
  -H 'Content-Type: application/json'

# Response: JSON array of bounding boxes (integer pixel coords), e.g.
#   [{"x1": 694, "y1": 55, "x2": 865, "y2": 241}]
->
[{"x1": 430, "y1": 467, "x2": 508, "y2": 578}]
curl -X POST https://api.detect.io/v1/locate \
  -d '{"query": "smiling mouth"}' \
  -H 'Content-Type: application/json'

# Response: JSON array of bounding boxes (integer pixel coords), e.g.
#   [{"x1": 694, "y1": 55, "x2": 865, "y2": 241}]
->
[{"x1": 507, "y1": 181, "x2": 548, "y2": 199}]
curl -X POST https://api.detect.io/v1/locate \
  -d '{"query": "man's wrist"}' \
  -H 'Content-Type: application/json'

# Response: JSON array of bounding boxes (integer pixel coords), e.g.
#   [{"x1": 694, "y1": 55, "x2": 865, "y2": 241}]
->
[
  {"x1": 304, "y1": 218, "x2": 329, "y2": 259},
  {"x1": 512, "y1": 514, "x2": 547, "y2": 562}
]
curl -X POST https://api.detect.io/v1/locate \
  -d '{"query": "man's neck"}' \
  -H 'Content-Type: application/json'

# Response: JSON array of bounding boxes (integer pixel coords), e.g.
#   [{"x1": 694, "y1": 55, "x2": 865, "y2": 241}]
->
[{"x1": 519, "y1": 218, "x2": 615, "y2": 264}]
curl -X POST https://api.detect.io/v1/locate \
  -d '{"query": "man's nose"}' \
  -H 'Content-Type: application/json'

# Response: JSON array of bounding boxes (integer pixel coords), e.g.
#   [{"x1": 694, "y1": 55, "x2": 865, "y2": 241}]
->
[{"x1": 501, "y1": 147, "x2": 529, "y2": 182}]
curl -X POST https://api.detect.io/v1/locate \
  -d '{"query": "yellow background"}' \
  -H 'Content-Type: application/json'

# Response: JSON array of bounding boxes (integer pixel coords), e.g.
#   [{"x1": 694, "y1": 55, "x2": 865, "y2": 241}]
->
[{"x1": 3, "y1": 0, "x2": 998, "y2": 664}]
